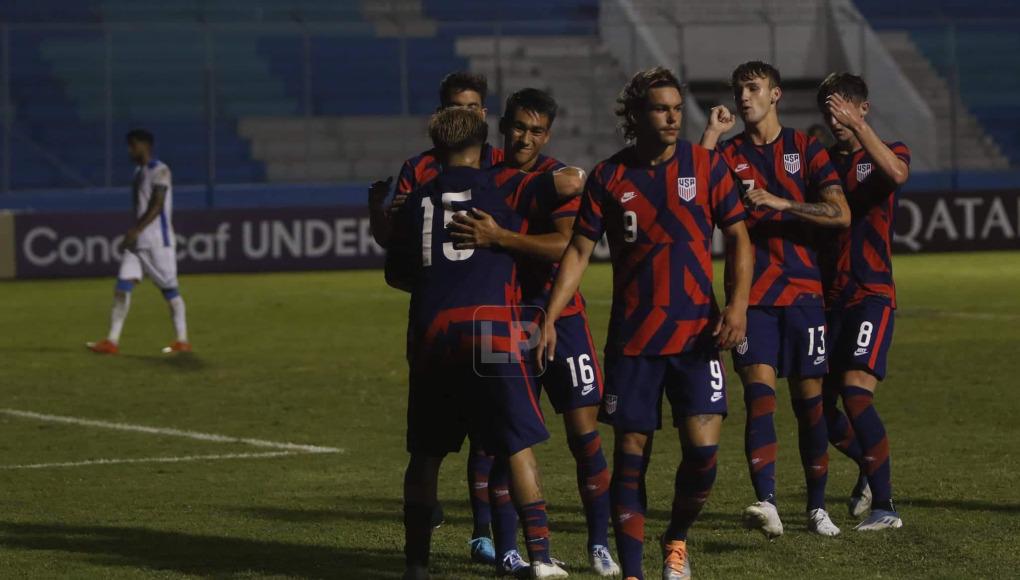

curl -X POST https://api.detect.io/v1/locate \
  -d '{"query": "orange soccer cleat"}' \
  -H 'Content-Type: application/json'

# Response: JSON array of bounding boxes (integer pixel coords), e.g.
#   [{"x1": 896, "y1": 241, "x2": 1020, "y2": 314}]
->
[
  {"x1": 662, "y1": 539, "x2": 691, "y2": 580},
  {"x1": 86, "y1": 339, "x2": 119, "y2": 355},
  {"x1": 162, "y1": 341, "x2": 192, "y2": 354}
]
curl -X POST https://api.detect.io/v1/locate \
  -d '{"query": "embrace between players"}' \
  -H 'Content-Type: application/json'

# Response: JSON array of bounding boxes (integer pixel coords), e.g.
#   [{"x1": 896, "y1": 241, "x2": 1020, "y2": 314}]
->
[{"x1": 371, "y1": 61, "x2": 910, "y2": 580}]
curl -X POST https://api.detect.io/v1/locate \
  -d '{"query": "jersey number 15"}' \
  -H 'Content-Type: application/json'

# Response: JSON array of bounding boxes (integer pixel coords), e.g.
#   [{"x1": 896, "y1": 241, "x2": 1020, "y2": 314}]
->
[{"x1": 421, "y1": 190, "x2": 473, "y2": 266}]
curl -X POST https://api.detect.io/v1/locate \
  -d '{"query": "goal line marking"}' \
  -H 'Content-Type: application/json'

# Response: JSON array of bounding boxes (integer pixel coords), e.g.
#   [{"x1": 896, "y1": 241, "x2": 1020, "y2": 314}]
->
[
  {"x1": 0, "y1": 408, "x2": 344, "y2": 454},
  {"x1": 0, "y1": 451, "x2": 303, "y2": 470}
]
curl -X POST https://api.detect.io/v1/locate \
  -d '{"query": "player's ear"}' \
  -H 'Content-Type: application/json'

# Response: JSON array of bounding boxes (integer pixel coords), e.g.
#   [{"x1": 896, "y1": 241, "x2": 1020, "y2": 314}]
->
[
  {"x1": 770, "y1": 86, "x2": 782, "y2": 105},
  {"x1": 860, "y1": 100, "x2": 870, "y2": 117}
]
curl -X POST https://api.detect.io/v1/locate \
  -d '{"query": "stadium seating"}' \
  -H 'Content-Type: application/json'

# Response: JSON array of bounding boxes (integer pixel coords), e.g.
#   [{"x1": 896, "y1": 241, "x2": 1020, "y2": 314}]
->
[{"x1": 855, "y1": 0, "x2": 1020, "y2": 166}]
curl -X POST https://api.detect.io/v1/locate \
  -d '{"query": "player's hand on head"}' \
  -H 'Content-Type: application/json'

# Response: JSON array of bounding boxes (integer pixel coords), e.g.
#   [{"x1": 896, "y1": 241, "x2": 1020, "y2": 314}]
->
[
  {"x1": 745, "y1": 188, "x2": 789, "y2": 212},
  {"x1": 826, "y1": 94, "x2": 863, "y2": 131}
]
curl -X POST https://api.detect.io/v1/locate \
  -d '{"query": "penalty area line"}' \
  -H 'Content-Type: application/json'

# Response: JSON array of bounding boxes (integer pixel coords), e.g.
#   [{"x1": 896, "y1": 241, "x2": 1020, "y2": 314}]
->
[
  {"x1": 0, "y1": 408, "x2": 344, "y2": 454},
  {"x1": 0, "y1": 451, "x2": 311, "y2": 470}
]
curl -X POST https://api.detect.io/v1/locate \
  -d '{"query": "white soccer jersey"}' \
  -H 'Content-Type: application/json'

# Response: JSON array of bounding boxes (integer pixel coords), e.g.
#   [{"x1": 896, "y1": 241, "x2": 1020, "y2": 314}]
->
[{"x1": 132, "y1": 159, "x2": 174, "y2": 248}]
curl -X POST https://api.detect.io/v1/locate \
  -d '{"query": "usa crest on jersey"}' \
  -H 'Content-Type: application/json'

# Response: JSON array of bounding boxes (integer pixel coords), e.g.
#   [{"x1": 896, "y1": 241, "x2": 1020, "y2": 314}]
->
[
  {"x1": 857, "y1": 162, "x2": 873, "y2": 182},
  {"x1": 783, "y1": 153, "x2": 800, "y2": 175},
  {"x1": 677, "y1": 177, "x2": 697, "y2": 202}
]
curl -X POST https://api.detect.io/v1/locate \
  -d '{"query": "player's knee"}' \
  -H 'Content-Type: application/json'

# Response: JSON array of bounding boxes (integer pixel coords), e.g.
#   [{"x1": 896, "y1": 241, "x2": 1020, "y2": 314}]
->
[
  {"x1": 615, "y1": 430, "x2": 650, "y2": 456},
  {"x1": 161, "y1": 287, "x2": 180, "y2": 301},
  {"x1": 115, "y1": 278, "x2": 136, "y2": 295},
  {"x1": 739, "y1": 363, "x2": 776, "y2": 386},
  {"x1": 843, "y1": 369, "x2": 879, "y2": 390}
]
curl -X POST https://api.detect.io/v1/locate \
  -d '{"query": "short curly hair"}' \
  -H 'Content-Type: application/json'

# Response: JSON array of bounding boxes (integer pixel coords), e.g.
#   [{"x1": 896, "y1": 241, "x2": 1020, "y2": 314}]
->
[
  {"x1": 615, "y1": 67, "x2": 683, "y2": 141},
  {"x1": 428, "y1": 107, "x2": 489, "y2": 152}
]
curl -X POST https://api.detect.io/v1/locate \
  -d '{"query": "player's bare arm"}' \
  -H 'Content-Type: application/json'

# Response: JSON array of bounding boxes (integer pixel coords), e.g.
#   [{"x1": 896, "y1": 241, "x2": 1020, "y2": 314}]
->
[
  {"x1": 536, "y1": 233, "x2": 596, "y2": 369},
  {"x1": 700, "y1": 105, "x2": 737, "y2": 150},
  {"x1": 122, "y1": 184, "x2": 167, "y2": 251},
  {"x1": 746, "y1": 184, "x2": 850, "y2": 228},
  {"x1": 714, "y1": 219, "x2": 752, "y2": 349},
  {"x1": 552, "y1": 166, "x2": 585, "y2": 196},
  {"x1": 827, "y1": 94, "x2": 909, "y2": 186},
  {"x1": 449, "y1": 210, "x2": 571, "y2": 262}
]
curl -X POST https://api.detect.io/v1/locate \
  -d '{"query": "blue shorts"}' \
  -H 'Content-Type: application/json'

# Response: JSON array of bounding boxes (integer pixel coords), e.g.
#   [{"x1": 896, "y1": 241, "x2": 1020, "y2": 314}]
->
[
  {"x1": 598, "y1": 350, "x2": 728, "y2": 433},
  {"x1": 826, "y1": 297, "x2": 895, "y2": 380},
  {"x1": 535, "y1": 312, "x2": 603, "y2": 414},
  {"x1": 407, "y1": 357, "x2": 549, "y2": 457},
  {"x1": 733, "y1": 305, "x2": 828, "y2": 379}
]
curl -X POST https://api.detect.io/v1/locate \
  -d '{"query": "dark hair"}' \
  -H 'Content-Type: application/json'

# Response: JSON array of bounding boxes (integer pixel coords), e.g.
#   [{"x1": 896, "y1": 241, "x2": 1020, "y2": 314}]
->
[
  {"x1": 428, "y1": 107, "x2": 489, "y2": 152},
  {"x1": 731, "y1": 61, "x2": 782, "y2": 89},
  {"x1": 125, "y1": 128, "x2": 154, "y2": 145},
  {"x1": 817, "y1": 72, "x2": 869, "y2": 109},
  {"x1": 439, "y1": 71, "x2": 488, "y2": 107},
  {"x1": 615, "y1": 66, "x2": 683, "y2": 141},
  {"x1": 501, "y1": 88, "x2": 558, "y2": 128}
]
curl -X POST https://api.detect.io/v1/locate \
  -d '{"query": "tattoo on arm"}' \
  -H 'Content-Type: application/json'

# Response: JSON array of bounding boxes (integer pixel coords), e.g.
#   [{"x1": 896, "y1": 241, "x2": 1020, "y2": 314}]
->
[{"x1": 788, "y1": 185, "x2": 844, "y2": 218}]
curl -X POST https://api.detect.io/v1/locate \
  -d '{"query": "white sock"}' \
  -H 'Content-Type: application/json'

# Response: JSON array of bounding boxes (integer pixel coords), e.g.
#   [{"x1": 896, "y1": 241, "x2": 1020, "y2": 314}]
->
[
  {"x1": 168, "y1": 295, "x2": 188, "y2": 343},
  {"x1": 107, "y1": 292, "x2": 131, "y2": 344}
]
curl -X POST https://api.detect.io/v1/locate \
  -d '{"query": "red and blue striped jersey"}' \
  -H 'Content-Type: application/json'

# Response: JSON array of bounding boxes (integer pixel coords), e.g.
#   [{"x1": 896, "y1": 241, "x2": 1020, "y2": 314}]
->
[
  {"x1": 387, "y1": 165, "x2": 559, "y2": 361},
  {"x1": 821, "y1": 142, "x2": 911, "y2": 309},
  {"x1": 717, "y1": 128, "x2": 841, "y2": 307},
  {"x1": 515, "y1": 154, "x2": 587, "y2": 318},
  {"x1": 396, "y1": 143, "x2": 504, "y2": 196},
  {"x1": 575, "y1": 141, "x2": 747, "y2": 356}
]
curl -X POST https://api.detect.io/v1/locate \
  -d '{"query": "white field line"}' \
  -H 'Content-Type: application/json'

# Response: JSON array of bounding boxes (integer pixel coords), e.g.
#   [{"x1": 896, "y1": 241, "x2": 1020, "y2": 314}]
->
[
  {"x1": 0, "y1": 408, "x2": 343, "y2": 454},
  {"x1": 0, "y1": 451, "x2": 302, "y2": 470}
]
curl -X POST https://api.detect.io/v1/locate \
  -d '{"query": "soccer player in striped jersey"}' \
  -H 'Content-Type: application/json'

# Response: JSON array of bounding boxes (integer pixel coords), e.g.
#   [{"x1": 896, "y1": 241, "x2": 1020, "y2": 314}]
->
[
  {"x1": 386, "y1": 107, "x2": 582, "y2": 580},
  {"x1": 450, "y1": 88, "x2": 619, "y2": 576},
  {"x1": 369, "y1": 71, "x2": 504, "y2": 249},
  {"x1": 700, "y1": 61, "x2": 850, "y2": 538},
  {"x1": 541, "y1": 67, "x2": 753, "y2": 580},
  {"x1": 367, "y1": 71, "x2": 505, "y2": 565},
  {"x1": 816, "y1": 73, "x2": 909, "y2": 531},
  {"x1": 87, "y1": 129, "x2": 190, "y2": 355}
]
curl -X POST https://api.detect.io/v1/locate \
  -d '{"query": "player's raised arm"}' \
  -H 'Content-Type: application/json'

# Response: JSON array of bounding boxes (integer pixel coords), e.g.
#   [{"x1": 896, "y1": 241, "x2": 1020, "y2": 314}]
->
[
  {"x1": 700, "y1": 105, "x2": 737, "y2": 150},
  {"x1": 826, "y1": 93, "x2": 909, "y2": 186},
  {"x1": 367, "y1": 176, "x2": 395, "y2": 248}
]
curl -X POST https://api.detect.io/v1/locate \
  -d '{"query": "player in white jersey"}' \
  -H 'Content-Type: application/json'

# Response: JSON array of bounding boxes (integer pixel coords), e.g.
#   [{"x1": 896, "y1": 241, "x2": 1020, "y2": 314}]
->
[{"x1": 87, "y1": 129, "x2": 191, "y2": 355}]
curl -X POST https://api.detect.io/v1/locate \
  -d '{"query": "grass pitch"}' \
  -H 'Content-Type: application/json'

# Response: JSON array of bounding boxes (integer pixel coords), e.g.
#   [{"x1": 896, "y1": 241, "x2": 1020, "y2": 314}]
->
[{"x1": 1, "y1": 252, "x2": 1018, "y2": 579}]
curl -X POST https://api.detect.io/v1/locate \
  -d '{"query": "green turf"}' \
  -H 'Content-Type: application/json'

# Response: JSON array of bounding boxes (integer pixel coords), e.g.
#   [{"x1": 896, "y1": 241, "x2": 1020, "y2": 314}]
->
[{"x1": 0, "y1": 252, "x2": 1018, "y2": 578}]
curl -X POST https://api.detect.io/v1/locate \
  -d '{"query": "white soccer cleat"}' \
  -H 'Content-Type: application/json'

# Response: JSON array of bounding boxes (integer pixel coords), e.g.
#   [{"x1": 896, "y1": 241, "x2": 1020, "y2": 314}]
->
[
  {"x1": 531, "y1": 561, "x2": 569, "y2": 578},
  {"x1": 589, "y1": 544, "x2": 621, "y2": 576},
  {"x1": 498, "y1": 550, "x2": 530, "y2": 577},
  {"x1": 849, "y1": 482, "x2": 872, "y2": 519},
  {"x1": 807, "y1": 508, "x2": 841, "y2": 537},
  {"x1": 854, "y1": 509, "x2": 903, "y2": 531},
  {"x1": 742, "y1": 500, "x2": 784, "y2": 539}
]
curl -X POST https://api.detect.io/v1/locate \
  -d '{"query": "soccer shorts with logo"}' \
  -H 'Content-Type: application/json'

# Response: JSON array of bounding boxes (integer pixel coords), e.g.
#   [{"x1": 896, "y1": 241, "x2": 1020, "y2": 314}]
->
[
  {"x1": 118, "y1": 246, "x2": 179, "y2": 290},
  {"x1": 406, "y1": 357, "x2": 549, "y2": 457},
  {"x1": 598, "y1": 350, "x2": 727, "y2": 432},
  {"x1": 826, "y1": 297, "x2": 895, "y2": 380},
  {"x1": 732, "y1": 305, "x2": 828, "y2": 378},
  {"x1": 535, "y1": 312, "x2": 604, "y2": 414}
]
